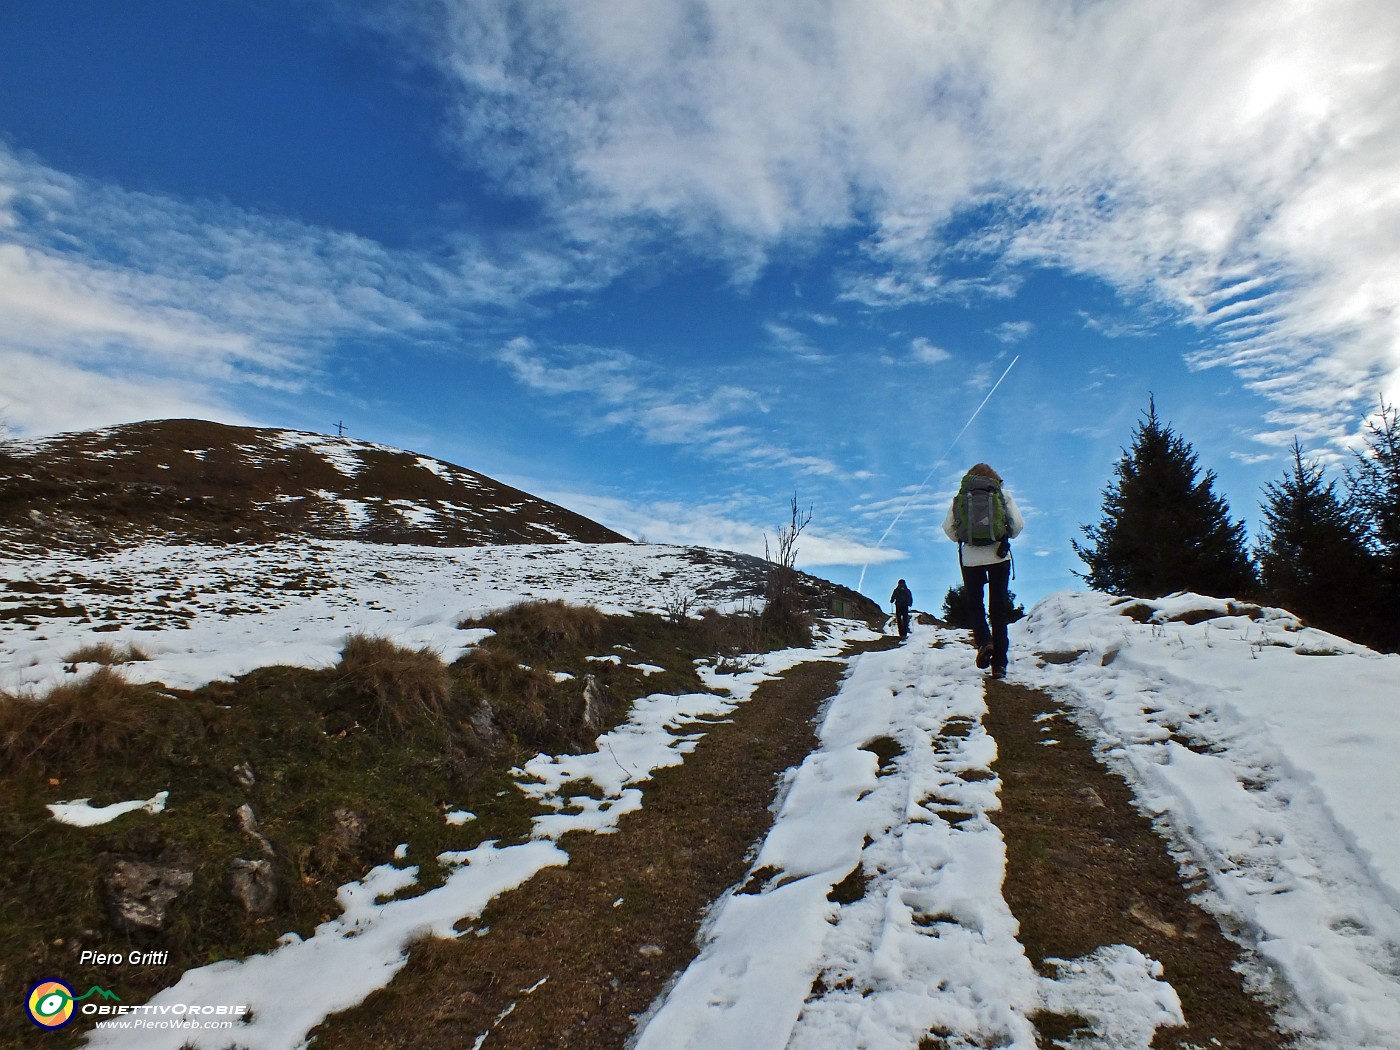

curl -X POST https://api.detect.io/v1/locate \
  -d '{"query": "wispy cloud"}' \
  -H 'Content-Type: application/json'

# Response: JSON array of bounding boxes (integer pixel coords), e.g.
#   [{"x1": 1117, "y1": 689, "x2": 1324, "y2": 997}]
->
[
  {"x1": 381, "y1": 0, "x2": 1400, "y2": 449},
  {"x1": 0, "y1": 145, "x2": 437, "y2": 432},
  {"x1": 990, "y1": 321, "x2": 1033, "y2": 345},
  {"x1": 0, "y1": 346, "x2": 253, "y2": 436},
  {"x1": 764, "y1": 321, "x2": 829, "y2": 362},
  {"x1": 494, "y1": 336, "x2": 839, "y2": 475},
  {"x1": 1078, "y1": 310, "x2": 1157, "y2": 340},
  {"x1": 0, "y1": 144, "x2": 622, "y2": 436},
  {"x1": 9, "y1": 1, "x2": 1400, "y2": 461},
  {"x1": 535, "y1": 487, "x2": 905, "y2": 569}
]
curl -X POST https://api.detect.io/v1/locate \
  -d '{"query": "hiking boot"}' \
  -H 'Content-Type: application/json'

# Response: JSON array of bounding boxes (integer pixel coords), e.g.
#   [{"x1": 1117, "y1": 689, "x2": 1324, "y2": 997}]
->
[
  {"x1": 975, "y1": 644, "x2": 993, "y2": 669},
  {"x1": 991, "y1": 665, "x2": 1007, "y2": 680}
]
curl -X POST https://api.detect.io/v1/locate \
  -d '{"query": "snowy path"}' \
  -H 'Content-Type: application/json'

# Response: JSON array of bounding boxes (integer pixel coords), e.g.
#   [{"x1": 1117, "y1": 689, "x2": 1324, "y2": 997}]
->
[
  {"x1": 1017, "y1": 593, "x2": 1400, "y2": 1050},
  {"x1": 634, "y1": 625, "x2": 1181, "y2": 1050}
]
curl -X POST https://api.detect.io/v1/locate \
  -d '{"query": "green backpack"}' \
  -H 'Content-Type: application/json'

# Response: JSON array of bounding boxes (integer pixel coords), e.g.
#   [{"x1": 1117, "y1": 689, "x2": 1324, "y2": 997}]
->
[{"x1": 952, "y1": 474, "x2": 1009, "y2": 546}]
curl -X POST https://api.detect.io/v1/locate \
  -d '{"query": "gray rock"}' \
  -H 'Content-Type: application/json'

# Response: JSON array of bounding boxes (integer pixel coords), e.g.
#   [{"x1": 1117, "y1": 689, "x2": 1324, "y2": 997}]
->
[
  {"x1": 229, "y1": 859, "x2": 278, "y2": 917},
  {"x1": 468, "y1": 698, "x2": 505, "y2": 750},
  {"x1": 234, "y1": 803, "x2": 274, "y2": 856},
  {"x1": 582, "y1": 674, "x2": 606, "y2": 732},
  {"x1": 104, "y1": 858, "x2": 194, "y2": 935},
  {"x1": 329, "y1": 807, "x2": 366, "y2": 851}
]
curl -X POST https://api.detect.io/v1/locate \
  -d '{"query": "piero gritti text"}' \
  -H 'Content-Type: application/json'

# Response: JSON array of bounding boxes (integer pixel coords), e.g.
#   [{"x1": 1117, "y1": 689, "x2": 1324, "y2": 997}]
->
[{"x1": 80, "y1": 949, "x2": 170, "y2": 966}]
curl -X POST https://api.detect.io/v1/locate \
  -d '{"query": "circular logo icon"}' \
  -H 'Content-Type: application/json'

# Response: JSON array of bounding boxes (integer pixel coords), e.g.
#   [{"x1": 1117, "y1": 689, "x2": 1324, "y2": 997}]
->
[{"x1": 27, "y1": 980, "x2": 76, "y2": 1029}]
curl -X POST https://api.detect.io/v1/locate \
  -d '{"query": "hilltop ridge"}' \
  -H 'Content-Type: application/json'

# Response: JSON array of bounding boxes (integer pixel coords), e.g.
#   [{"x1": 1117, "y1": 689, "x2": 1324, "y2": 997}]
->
[{"x1": 0, "y1": 418, "x2": 629, "y2": 553}]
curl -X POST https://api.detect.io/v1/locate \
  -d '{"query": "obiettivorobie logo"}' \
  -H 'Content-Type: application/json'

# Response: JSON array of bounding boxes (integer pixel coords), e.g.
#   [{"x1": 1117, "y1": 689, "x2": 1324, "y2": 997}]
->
[{"x1": 26, "y1": 980, "x2": 120, "y2": 1030}]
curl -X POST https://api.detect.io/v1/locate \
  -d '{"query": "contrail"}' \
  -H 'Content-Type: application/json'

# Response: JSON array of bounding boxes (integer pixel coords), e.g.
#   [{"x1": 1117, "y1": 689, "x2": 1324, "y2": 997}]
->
[{"x1": 856, "y1": 355, "x2": 1020, "y2": 594}]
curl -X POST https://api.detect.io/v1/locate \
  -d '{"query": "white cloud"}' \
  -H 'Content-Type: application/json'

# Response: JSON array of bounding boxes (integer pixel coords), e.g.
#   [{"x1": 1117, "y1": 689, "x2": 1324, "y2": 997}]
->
[
  {"x1": 0, "y1": 144, "x2": 619, "y2": 438},
  {"x1": 0, "y1": 147, "x2": 431, "y2": 435},
  {"x1": 0, "y1": 348, "x2": 255, "y2": 436},
  {"x1": 1078, "y1": 310, "x2": 1156, "y2": 340},
  {"x1": 0, "y1": 244, "x2": 251, "y2": 359},
  {"x1": 495, "y1": 336, "x2": 840, "y2": 474},
  {"x1": 9, "y1": 1, "x2": 1400, "y2": 460},
  {"x1": 528, "y1": 487, "x2": 906, "y2": 569},
  {"x1": 765, "y1": 322, "x2": 829, "y2": 362},
  {"x1": 990, "y1": 321, "x2": 1033, "y2": 345},
  {"x1": 389, "y1": 0, "x2": 1400, "y2": 449},
  {"x1": 909, "y1": 337, "x2": 950, "y2": 365}
]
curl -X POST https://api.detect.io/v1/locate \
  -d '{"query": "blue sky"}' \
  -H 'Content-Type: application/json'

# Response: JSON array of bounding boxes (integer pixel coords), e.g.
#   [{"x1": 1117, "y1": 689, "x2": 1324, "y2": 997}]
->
[{"x1": 3, "y1": 0, "x2": 1398, "y2": 611}]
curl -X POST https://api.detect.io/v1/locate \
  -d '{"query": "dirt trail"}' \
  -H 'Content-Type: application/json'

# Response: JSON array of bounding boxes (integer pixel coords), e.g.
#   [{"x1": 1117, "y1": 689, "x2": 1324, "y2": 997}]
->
[
  {"x1": 312, "y1": 636, "x2": 1295, "y2": 1050},
  {"x1": 310, "y1": 642, "x2": 897, "y2": 1050},
  {"x1": 986, "y1": 675, "x2": 1291, "y2": 1048}
]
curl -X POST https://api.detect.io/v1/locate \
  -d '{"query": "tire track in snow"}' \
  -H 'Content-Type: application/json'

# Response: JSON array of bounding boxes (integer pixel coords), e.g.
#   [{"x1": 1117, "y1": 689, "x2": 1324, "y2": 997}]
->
[{"x1": 785, "y1": 635, "x2": 1042, "y2": 1050}]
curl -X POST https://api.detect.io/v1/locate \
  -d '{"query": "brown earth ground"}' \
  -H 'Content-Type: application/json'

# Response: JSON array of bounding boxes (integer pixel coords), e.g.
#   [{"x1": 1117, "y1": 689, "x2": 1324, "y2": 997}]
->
[
  {"x1": 311, "y1": 638, "x2": 1295, "y2": 1050},
  {"x1": 986, "y1": 674, "x2": 1293, "y2": 1049}
]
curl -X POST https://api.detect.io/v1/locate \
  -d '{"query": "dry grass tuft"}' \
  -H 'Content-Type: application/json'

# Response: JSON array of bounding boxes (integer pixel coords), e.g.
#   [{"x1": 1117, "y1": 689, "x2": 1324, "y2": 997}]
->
[
  {"x1": 63, "y1": 641, "x2": 151, "y2": 664},
  {"x1": 464, "y1": 600, "x2": 605, "y2": 656},
  {"x1": 0, "y1": 666, "x2": 162, "y2": 770},
  {"x1": 458, "y1": 647, "x2": 550, "y2": 704},
  {"x1": 456, "y1": 646, "x2": 561, "y2": 745},
  {"x1": 337, "y1": 633, "x2": 453, "y2": 732}
]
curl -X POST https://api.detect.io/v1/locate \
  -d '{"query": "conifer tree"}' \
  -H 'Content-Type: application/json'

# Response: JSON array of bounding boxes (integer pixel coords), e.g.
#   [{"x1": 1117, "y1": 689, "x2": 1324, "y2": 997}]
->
[
  {"x1": 1074, "y1": 397, "x2": 1256, "y2": 598},
  {"x1": 1256, "y1": 441, "x2": 1379, "y2": 646},
  {"x1": 1349, "y1": 398, "x2": 1400, "y2": 648},
  {"x1": 941, "y1": 585, "x2": 967, "y2": 627},
  {"x1": 940, "y1": 584, "x2": 1025, "y2": 627}
]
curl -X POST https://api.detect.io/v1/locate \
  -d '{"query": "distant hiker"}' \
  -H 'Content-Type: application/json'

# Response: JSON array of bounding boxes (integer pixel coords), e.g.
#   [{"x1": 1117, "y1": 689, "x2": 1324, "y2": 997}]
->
[
  {"x1": 943, "y1": 463, "x2": 1025, "y2": 679},
  {"x1": 890, "y1": 579, "x2": 914, "y2": 639}
]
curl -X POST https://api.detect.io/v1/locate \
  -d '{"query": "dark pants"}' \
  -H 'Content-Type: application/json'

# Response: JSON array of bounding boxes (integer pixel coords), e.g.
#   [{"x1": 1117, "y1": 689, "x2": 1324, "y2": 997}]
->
[
  {"x1": 962, "y1": 560, "x2": 1012, "y2": 668},
  {"x1": 894, "y1": 607, "x2": 911, "y2": 638}
]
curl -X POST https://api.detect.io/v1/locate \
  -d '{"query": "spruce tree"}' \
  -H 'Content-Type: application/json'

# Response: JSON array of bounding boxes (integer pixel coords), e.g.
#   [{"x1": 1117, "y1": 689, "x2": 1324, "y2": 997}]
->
[
  {"x1": 941, "y1": 585, "x2": 968, "y2": 627},
  {"x1": 1256, "y1": 441, "x2": 1379, "y2": 646},
  {"x1": 1349, "y1": 398, "x2": 1400, "y2": 649},
  {"x1": 940, "y1": 584, "x2": 1025, "y2": 626},
  {"x1": 1074, "y1": 397, "x2": 1256, "y2": 598}
]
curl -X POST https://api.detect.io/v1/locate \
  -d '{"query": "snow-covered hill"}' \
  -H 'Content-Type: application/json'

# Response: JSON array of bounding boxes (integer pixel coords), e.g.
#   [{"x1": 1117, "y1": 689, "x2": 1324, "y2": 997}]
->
[
  {"x1": 0, "y1": 418, "x2": 629, "y2": 552},
  {"x1": 4, "y1": 537, "x2": 1399, "y2": 1049},
  {"x1": 0, "y1": 539, "x2": 775, "y2": 696}
]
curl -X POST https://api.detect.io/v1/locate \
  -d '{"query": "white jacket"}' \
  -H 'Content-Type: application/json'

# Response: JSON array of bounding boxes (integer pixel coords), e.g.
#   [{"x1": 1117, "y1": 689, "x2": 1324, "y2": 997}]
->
[{"x1": 941, "y1": 487, "x2": 1025, "y2": 567}]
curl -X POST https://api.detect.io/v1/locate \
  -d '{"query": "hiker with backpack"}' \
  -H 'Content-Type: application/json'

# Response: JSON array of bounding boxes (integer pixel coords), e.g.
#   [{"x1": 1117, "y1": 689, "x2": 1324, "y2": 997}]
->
[
  {"x1": 890, "y1": 579, "x2": 914, "y2": 639},
  {"x1": 942, "y1": 463, "x2": 1025, "y2": 679}
]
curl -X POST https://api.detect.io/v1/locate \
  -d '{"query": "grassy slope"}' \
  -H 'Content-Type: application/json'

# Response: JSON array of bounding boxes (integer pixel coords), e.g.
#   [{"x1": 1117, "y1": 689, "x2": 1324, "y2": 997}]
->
[
  {"x1": 1, "y1": 602, "x2": 829, "y2": 1049},
  {"x1": 0, "y1": 419, "x2": 630, "y2": 551}
]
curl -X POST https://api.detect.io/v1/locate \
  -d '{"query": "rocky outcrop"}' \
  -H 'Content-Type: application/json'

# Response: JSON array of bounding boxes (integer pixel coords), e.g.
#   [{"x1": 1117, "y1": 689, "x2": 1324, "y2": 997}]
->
[
  {"x1": 229, "y1": 859, "x2": 278, "y2": 918},
  {"x1": 581, "y1": 674, "x2": 606, "y2": 734},
  {"x1": 103, "y1": 856, "x2": 194, "y2": 936}
]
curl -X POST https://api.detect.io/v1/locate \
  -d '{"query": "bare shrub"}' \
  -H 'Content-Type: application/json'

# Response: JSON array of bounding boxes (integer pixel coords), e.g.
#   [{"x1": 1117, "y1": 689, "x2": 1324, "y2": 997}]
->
[
  {"x1": 763, "y1": 495, "x2": 814, "y2": 644},
  {"x1": 660, "y1": 584, "x2": 697, "y2": 624},
  {"x1": 336, "y1": 634, "x2": 452, "y2": 732},
  {"x1": 64, "y1": 641, "x2": 151, "y2": 665},
  {"x1": 0, "y1": 666, "x2": 160, "y2": 770},
  {"x1": 713, "y1": 652, "x2": 761, "y2": 675},
  {"x1": 691, "y1": 604, "x2": 767, "y2": 672}
]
